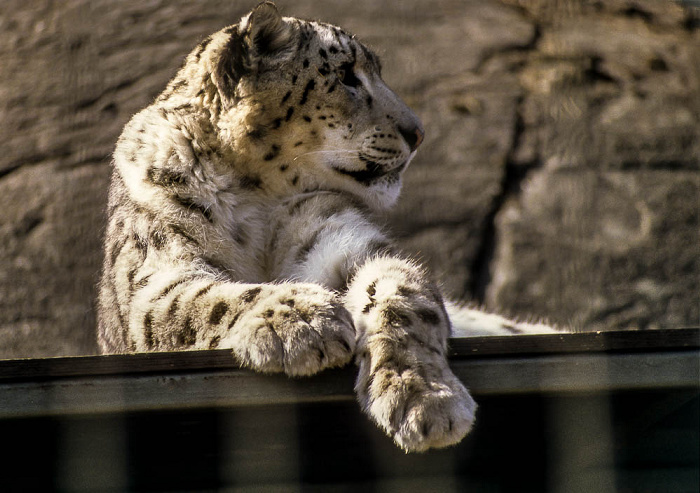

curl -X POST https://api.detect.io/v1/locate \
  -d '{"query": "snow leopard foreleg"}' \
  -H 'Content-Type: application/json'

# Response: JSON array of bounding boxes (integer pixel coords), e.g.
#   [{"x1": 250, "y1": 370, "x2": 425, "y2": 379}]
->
[
  {"x1": 269, "y1": 192, "x2": 476, "y2": 452},
  {"x1": 99, "y1": 235, "x2": 355, "y2": 376},
  {"x1": 345, "y1": 257, "x2": 476, "y2": 452}
]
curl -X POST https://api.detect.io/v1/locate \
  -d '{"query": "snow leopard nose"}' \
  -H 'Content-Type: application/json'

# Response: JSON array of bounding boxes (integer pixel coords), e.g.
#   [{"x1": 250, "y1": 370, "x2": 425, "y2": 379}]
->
[{"x1": 399, "y1": 124, "x2": 425, "y2": 152}]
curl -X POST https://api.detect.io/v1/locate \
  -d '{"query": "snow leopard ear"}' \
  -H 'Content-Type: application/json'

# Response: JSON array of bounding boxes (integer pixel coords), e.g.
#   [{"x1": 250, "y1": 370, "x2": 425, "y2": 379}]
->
[
  {"x1": 242, "y1": 2, "x2": 295, "y2": 58},
  {"x1": 215, "y1": 2, "x2": 294, "y2": 101}
]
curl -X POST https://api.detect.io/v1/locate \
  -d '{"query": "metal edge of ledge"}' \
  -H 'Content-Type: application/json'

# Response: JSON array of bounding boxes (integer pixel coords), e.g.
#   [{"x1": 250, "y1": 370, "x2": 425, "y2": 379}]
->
[
  {"x1": 1, "y1": 328, "x2": 698, "y2": 382},
  {"x1": 0, "y1": 349, "x2": 697, "y2": 419}
]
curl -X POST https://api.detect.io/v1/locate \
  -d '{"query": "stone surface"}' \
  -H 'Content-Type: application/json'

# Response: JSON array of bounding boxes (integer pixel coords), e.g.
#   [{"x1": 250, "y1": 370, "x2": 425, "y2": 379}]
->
[
  {"x1": 0, "y1": 0, "x2": 697, "y2": 358},
  {"x1": 484, "y1": 0, "x2": 699, "y2": 328},
  {"x1": 488, "y1": 170, "x2": 699, "y2": 330}
]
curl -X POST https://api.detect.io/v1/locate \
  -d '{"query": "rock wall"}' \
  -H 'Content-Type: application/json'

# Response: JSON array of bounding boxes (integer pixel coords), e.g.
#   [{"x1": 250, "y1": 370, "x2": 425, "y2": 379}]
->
[{"x1": 0, "y1": 0, "x2": 697, "y2": 358}]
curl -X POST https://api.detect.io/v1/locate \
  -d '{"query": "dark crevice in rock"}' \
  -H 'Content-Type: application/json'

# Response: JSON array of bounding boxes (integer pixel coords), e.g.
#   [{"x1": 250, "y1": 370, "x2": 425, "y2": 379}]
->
[
  {"x1": 474, "y1": 23, "x2": 541, "y2": 74},
  {"x1": 466, "y1": 18, "x2": 544, "y2": 304},
  {"x1": 13, "y1": 213, "x2": 43, "y2": 236},
  {"x1": 618, "y1": 159, "x2": 699, "y2": 171},
  {"x1": 683, "y1": 14, "x2": 700, "y2": 32},
  {"x1": 0, "y1": 164, "x2": 23, "y2": 180},
  {"x1": 467, "y1": 95, "x2": 542, "y2": 304},
  {"x1": 621, "y1": 6, "x2": 654, "y2": 23},
  {"x1": 4, "y1": 147, "x2": 91, "y2": 172},
  {"x1": 58, "y1": 154, "x2": 112, "y2": 171},
  {"x1": 393, "y1": 218, "x2": 483, "y2": 239},
  {"x1": 584, "y1": 56, "x2": 620, "y2": 85},
  {"x1": 74, "y1": 79, "x2": 136, "y2": 111}
]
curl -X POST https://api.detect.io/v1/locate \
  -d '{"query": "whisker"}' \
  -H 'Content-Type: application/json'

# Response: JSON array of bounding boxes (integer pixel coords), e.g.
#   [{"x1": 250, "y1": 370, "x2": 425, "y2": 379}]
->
[{"x1": 293, "y1": 149, "x2": 357, "y2": 161}]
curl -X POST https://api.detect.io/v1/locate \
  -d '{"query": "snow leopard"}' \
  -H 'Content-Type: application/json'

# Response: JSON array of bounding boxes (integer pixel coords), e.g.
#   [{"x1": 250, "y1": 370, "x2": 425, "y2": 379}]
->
[{"x1": 98, "y1": 2, "x2": 556, "y2": 452}]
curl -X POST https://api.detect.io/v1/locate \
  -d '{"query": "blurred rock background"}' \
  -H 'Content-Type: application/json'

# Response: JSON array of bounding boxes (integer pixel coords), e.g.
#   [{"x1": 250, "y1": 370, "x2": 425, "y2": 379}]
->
[{"x1": 0, "y1": 0, "x2": 697, "y2": 358}]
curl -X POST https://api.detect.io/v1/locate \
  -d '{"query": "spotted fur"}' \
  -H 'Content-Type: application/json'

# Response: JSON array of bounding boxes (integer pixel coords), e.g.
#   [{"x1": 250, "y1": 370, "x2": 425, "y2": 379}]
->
[{"x1": 98, "y1": 2, "x2": 557, "y2": 452}]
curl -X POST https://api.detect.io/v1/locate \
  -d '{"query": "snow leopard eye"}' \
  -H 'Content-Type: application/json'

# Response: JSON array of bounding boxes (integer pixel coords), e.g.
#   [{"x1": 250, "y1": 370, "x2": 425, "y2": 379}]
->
[{"x1": 337, "y1": 63, "x2": 361, "y2": 88}]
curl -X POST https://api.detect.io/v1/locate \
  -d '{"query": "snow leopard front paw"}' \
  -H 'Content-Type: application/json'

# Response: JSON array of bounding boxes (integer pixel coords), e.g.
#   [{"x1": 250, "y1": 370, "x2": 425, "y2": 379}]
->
[
  {"x1": 356, "y1": 352, "x2": 476, "y2": 452},
  {"x1": 223, "y1": 284, "x2": 356, "y2": 376}
]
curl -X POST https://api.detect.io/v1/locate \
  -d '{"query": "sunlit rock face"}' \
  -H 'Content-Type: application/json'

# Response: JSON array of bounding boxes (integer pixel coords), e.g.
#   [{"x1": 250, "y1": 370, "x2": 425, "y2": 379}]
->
[{"x1": 0, "y1": 0, "x2": 696, "y2": 357}]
